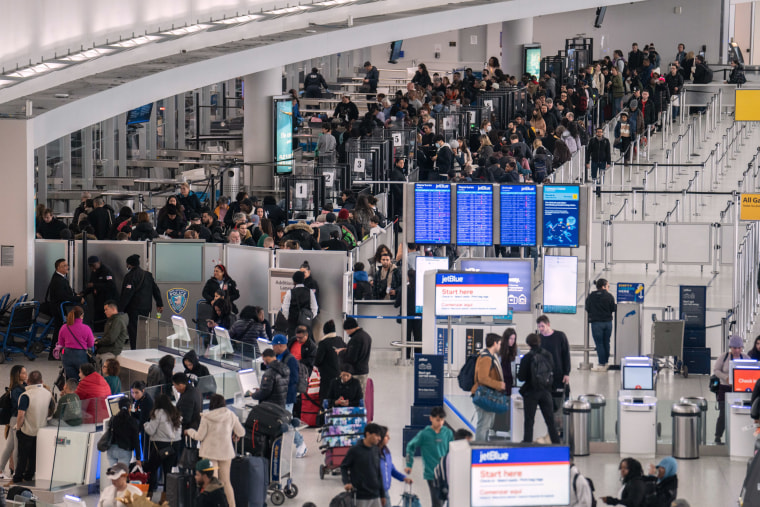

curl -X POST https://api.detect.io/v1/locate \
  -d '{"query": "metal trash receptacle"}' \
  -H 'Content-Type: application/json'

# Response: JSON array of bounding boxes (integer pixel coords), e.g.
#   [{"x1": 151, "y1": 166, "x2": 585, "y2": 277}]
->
[
  {"x1": 672, "y1": 402, "x2": 700, "y2": 459},
  {"x1": 580, "y1": 394, "x2": 606, "y2": 442},
  {"x1": 563, "y1": 399, "x2": 591, "y2": 456},
  {"x1": 679, "y1": 396, "x2": 707, "y2": 445}
]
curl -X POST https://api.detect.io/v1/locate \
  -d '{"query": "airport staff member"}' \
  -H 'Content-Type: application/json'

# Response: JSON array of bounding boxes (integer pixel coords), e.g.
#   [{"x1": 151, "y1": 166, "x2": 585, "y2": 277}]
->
[
  {"x1": 119, "y1": 254, "x2": 163, "y2": 350},
  {"x1": 81, "y1": 256, "x2": 118, "y2": 332},
  {"x1": 303, "y1": 67, "x2": 329, "y2": 98},
  {"x1": 713, "y1": 335, "x2": 749, "y2": 445},
  {"x1": 45, "y1": 259, "x2": 82, "y2": 360}
]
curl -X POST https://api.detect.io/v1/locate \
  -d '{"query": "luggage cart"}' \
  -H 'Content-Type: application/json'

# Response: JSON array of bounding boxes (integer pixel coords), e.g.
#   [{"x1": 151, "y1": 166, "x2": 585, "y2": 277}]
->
[
  {"x1": 318, "y1": 406, "x2": 367, "y2": 480},
  {"x1": 268, "y1": 426, "x2": 299, "y2": 505}
]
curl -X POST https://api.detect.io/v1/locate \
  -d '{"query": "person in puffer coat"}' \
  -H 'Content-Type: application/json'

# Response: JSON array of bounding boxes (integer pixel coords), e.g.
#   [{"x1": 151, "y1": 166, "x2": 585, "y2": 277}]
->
[
  {"x1": 185, "y1": 394, "x2": 245, "y2": 507},
  {"x1": 281, "y1": 221, "x2": 319, "y2": 250},
  {"x1": 250, "y1": 349, "x2": 290, "y2": 407}
]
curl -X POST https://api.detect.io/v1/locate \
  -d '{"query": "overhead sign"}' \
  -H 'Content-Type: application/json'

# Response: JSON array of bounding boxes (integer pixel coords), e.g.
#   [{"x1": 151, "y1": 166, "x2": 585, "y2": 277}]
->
[
  {"x1": 500, "y1": 184, "x2": 537, "y2": 247},
  {"x1": 542, "y1": 185, "x2": 580, "y2": 247},
  {"x1": 735, "y1": 90, "x2": 760, "y2": 122},
  {"x1": 471, "y1": 446, "x2": 570, "y2": 507},
  {"x1": 435, "y1": 272, "x2": 509, "y2": 316},
  {"x1": 617, "y1": 283, "x2": 645, "y2": 303},
  {"x1": 740, "y1": 193, "x2": 760, "y2": 220},
  {"x1": 460, "y1": 259, "x2": 532, "y2": 313},
  {"x1": 414, "y1": 183, "x2": 451, "y2": 245},
  {"x1": 456, "y1": 184, "x2": 493, "y2": 246}
]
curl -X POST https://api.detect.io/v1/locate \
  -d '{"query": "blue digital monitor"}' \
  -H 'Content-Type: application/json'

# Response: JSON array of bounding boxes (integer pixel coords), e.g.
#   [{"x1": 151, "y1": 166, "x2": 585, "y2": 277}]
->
[
  {"x1": 456, "y1": 184, "x2": 493, "y2": 246},
  {"x1": 389, "y1": 41, "x2": 403, "y2": 63},
  {"x1": 414, "y1": 183, "x2": 451, "y2": 245},
  {"x1": 126, "y1": 103, "x2": 153, "y2": 125},
  {"x1": 275, "y1": 100, "x2": 294, "y2": 174},
  {"x1": 542, "y1": 185, "x2": 580, "y2": 247},
  {"x1": 500, "y1": 184, "x2": 537, "y2": 246}
]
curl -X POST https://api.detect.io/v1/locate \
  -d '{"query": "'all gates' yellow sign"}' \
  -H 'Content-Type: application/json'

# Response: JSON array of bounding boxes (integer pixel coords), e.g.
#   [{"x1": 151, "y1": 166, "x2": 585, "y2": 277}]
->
[{"x1": 740, "y1": 193, "x2": 760, "y2": 220}]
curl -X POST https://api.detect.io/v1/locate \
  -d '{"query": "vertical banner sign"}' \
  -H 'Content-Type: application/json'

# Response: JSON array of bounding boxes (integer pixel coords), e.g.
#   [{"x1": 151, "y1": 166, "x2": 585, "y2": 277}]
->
[
  {"x1": 436, "y1": 327, "x2": 449, "y2": 362},
  {"x1": 466, "y1": 328, "x2": 484, "y2": 355},
  {"x1": 275, "y1": 100, "x2": 293, "y2": 173},
  {"x1": 414, "y1": 354, "x2": 444, "y2": 406},
  {"x1": 679, "y1": 285, "x2": 706, "y2": 348}
]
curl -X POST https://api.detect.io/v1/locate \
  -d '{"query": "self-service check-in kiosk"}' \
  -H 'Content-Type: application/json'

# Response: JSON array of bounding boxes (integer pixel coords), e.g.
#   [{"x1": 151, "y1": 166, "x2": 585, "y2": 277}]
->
[
  {"x1": 728, "y1": 359, "x2": 760, "y2": 460},
  {"x1": 618, "y1": 357, "x2": 657, "y2": 457}
]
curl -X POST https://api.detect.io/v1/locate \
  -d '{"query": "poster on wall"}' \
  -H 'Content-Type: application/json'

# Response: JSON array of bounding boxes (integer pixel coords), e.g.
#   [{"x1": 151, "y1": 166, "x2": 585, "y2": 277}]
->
[
  {"x1": 275, "y1": 100, "x2": 294, "y2": 174},
  {"x1": 466, "y1": 328, "x2": 484, "y2": 355},
  {"x1": 268, "y1": 268, "x2": 298, "y2": 314}
]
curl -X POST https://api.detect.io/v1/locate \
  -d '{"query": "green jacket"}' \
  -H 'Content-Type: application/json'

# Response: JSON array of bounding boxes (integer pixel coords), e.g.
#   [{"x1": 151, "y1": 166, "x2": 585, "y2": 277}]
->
[
  {"x1": 54, "y1": 393, "x2": 82, "y2": 426},
  {"x1": 610, "y1": 75, "x2": 624, "y2": 98},
  {"x1": 97, "y1": 313, "x2": 128, "y2": 356},
  {"x1": 405, "y1": 425, "x2": 453, "y2": 480}
]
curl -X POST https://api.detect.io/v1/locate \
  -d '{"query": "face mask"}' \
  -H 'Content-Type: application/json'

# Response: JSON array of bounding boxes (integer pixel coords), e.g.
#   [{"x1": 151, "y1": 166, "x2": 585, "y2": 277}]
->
[{"x1": 486, "y1": 126, "x2": 492, "y2": 132}]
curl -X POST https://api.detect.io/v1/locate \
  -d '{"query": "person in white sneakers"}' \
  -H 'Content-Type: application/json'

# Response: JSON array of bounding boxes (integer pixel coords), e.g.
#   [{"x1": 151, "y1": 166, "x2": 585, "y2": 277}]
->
[{"x1": 585, "y1": 279, "x2": 617, "y2": 372}]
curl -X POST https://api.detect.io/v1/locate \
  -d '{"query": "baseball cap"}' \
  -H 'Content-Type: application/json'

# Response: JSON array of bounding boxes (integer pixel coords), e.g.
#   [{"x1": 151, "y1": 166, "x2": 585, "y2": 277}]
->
[
  {"x1": 195, "y1": 459, "x2": 218, "y2": 472},
  {"x1": 271, "y1": 334, "x2": 288, "y2": 346},
  {"x1": 106, "y1": 462, "x2": 129, "y2": 479},
  {"x1": 87, "y1": 256, "x2": 100, "y2": 265}
]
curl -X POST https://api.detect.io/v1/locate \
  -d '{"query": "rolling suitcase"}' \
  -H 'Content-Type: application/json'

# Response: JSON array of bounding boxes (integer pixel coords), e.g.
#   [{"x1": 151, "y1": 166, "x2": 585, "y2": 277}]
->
[
  {"x1": 300, "y1": 368, "x2": 321, "y2": 427},
  {"x1": 231, "y1": 442, "x2": 269, "y2": 507},
  {"x1": 166, "y1": 471, "x2": 196, "y2": 507}
]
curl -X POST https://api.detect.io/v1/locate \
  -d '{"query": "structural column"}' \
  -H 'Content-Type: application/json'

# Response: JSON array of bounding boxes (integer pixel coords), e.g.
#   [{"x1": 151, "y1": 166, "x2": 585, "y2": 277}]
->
[
  {"x1": 243, "y1": 67, "x2": 283, "y2": 189},
  {"x1": 501, "y1": 18, "x2": 534, "y2": 77},
  {"x1": 0, "y1": 120, "x2": 35, "y2": 295}
]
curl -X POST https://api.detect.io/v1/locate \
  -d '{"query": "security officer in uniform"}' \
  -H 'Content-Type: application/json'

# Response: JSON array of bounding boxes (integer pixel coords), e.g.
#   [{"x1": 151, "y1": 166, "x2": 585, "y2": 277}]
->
[
  {"x1": 81, "y1": 256, "x2": 118, "y2": 332},
  {"x1": 45, "y1": 259, "x2": 83, "y2": 360},
  {"x1": 303, "y1": 67, "x2": 329, "y2": 98},
  {"x1": 119, "y1": 254, "x2": 163, "y2": 350}
]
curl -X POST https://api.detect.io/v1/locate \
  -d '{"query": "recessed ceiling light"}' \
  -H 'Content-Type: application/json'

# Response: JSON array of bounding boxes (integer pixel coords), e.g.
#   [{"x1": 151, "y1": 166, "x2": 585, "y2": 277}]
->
[
  {"x1": 109, "y1": 35, "x2": 161, "y2": 48},
  {"x1": 214, "y1": 14, "x2": 263, "y2": 24},
  {"x1": 314, "y1": 0, "x2": 354, "y2": 6},
  {"x1": 9, "y1": 62, "x2": 67, "y2": 78},
  {"x1": 267, "y1": 5, "x2": 310, "y2": 14},
  {"x1": 60, "y1": 48, "x2": 116, "y2": 62},
  {"x1": 306, "y1": 29, "x2": 318, "y2": 33},
  {"x1": 161, "y1": 24, "x2": 211, "y2": 36}
]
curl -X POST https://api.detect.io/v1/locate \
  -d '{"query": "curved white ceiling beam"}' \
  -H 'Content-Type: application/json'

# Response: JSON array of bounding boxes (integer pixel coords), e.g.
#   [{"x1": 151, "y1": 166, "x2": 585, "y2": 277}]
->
[{"x1": 30, "y1": 0, "x2": 637, "y2": 148}]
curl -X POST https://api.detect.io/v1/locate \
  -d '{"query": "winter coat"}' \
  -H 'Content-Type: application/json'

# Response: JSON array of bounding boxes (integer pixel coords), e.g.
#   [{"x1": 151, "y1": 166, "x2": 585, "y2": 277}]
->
[
  {"x1": 76, "y1": 373, "x2": 112, "y2": 423},
  {"x1": 252, "y1": 360, "x2": 290, "y2": 407},
  {"x1": 282, "y1": 222, "x2": 319, "y2": 250},
  {"x1": 131, "y1": 222, "x2": 158, "y2": 241},
  {"x1": 315, "y1": 333, "x2": 347, "y2": 400},
  {"x1": 109, "y1": 410, "x2": 140, "y2": 452},
  {"x1": 143, "y1": 408, "x2": 182, "y2": 443},
  {"x1": 186, "y1": 406, "x2": 246, "y2": 461},
  {"x1": 288, "y1": 336, "x2": 317, "y2": 372}
]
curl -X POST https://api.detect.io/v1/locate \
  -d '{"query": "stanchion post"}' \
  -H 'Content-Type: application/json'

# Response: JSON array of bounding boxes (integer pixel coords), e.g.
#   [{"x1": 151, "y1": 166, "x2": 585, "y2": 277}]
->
[{"x1": 581, "y1": 185, "x2": 593, "y2": 369}]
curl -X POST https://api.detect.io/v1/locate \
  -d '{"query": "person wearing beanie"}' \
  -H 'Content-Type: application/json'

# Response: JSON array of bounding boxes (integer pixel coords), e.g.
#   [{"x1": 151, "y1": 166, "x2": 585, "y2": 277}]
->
[
  {"x1": 119, "y1": 254, "x2": 164, "y2": 350},
  {"x1": 713, "y1": 335, "x2": 749, "y2": 444},
  {"x1": 338, "y1": 318, "x2": 373, "y2": 395},
  {"x1": 270, "y1": 334, "x2": 308, "y2": 458},
  {"x1": 643, "y1": 456, "x2": 678, "y2": 507},
  {"x1": 327, "y1": 363, "x2": 363, "y2": 408},
  {"x1": 314, "y1": 320, "x2": 347, "y2": 404}
]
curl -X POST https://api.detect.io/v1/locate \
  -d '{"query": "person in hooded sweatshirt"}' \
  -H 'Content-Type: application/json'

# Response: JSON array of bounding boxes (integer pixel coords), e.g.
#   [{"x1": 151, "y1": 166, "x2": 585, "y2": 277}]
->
[
  {"x1": 601, "y1": 457, "x2": 646, "y2": 506},
  {"x1": 186, "y1": 394, "x2": 245, "y2": 507},
  {"x1": 183, "y1": 350, "x2": 216, "y2": 399},
  {"x1": 643, "y1": 457, "x2": 678, "y2": 507}
]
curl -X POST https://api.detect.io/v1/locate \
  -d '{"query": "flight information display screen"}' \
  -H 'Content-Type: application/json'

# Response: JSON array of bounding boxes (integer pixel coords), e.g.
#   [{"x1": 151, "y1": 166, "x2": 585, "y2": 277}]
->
[
  {"x1": 414, "y1": 183, "x2": 451, "y2": 244},
  {"x1": 542, "y1": 185, "x2": 580, "y2": 247},
  {"x1": 500, "y1": 185, "x2": 537, "y2": 246},
  {"x1": 456, "y1": 184, "x2": 493, "y2": 246}
]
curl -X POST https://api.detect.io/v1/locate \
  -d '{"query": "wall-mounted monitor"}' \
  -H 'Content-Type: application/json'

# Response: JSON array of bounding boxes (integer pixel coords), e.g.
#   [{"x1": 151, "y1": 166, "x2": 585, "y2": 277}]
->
[
  {"x1": 622, "y1": 364, "x2": 654, "y2": 390},
  {"x1": 543, "y1": 255, "x2": 577, "y2": 314},
  {"x1": 594, "y1": 7, "x2": 607, "y2": 28},
  {"x1": 435, "y1": 271, "x2": 509, "y2": 316},
  {"x1": 274, "y1": 99, "x2": 294, "y2": 174},
  {"x1": 733, "y1": 367, "x2": 760, "y2": 392},
  {"x1": 460, "y1": 259, "x2": 532, "y2": 313},
  {"x1": 542, "y1": 185, "x2": 580, "y2": 247},
  {"x1": 499, "y1": 184, "x2": 537, "y2": 246},
  {"x1": 414, "y1": 183, "x2": 451, "y2": 245},
  {"x1": 126, "y1": 104, "x2": 153, "y2": 125},
  {"x1": 523, "y1": 45, "x2": 542, "y2": 78},
  {"x1": 456, "y1": 184, "x2": 493, "y2": 246},
  {"x1": 389, "y1": 41, "x2": 403, "y2": 63},
  {"x1": 415, "y1": 257, "x2": 449, "y2": 314}
]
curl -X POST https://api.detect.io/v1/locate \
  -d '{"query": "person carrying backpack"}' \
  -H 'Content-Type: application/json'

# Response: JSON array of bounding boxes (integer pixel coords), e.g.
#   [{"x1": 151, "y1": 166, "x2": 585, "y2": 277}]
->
[
  {"x1": 570, "y1": 460, "x2": 595, "y2": 507},
  {"x1": 516, "y1": 333, "x2": 560, "y2": 444},
  {"x1": 470, "y1": 333, "x2": 506, "y2": 441}
]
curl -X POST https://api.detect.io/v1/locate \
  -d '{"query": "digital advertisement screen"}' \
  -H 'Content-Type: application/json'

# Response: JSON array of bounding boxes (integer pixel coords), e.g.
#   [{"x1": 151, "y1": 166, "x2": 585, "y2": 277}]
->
[
  {"x1": 275, "y1": 100, "x2": 294, "y2": 174},
  {"x1": 456, "y1": 184, "x2": 493, "y2": 246},
  {"x1": 543, "y1": 255, "x2": 577, "y2": 314},
  {"x1": 733, "y1": 368, "x2": 760, "y2": 392},
  {"x1": 500, "y1": 185, "x2": 537, "y2": 246},
  {"x1": 126, "y1": 103, "x2": 153, "y2": 125},
  {"x1": 542, "y1": 185, "x2": 580, "y2": 247},
  {"x1": 415, "y1": 257, "x2": 449, "y2": 314},
  {"x1": 435, "y1": 272, "x2": 509, "y2": 316},
  {"x1": 461, "y1": 259, "x2": 532, "y2": 313},
  {"x1": 389, "y1": 40, "x2": 403, "y2": 63},
  {"x1": 471, "y1": 446, "x2": 570, "y2": 507},
  {"x1": 525, "y1": 47, "x2": 542, "y2": 78},
  {"x1": 414, "y1": 183, "x2": 451, "y2": 245},
  {"x1": 623, "y1": 365, "x2": 654, "y2": 390}
]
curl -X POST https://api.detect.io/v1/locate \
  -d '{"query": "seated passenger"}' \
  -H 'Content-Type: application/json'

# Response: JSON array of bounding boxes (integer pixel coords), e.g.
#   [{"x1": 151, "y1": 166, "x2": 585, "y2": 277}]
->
[
  {"x1": 101, "y1": 358, "x2": 122, "y2": 395},
  {"x1": 156, "y1": 205, "x2": 186, "y2": 239},
  {"x1": 76, "y1": 363, "x2": 112, "y2": 423},
  {"x1": 327, "y1": 364, "x2": 363, "y2": 408},
  {"x1": 53, "y1": 378, "x2": 82, "y2": 426}
]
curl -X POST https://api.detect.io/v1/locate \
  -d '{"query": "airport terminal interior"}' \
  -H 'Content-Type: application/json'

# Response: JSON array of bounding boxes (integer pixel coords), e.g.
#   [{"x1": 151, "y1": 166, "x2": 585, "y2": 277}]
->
[{"x1": 3, "y1": 0, "x2": 760, "y2": 506}]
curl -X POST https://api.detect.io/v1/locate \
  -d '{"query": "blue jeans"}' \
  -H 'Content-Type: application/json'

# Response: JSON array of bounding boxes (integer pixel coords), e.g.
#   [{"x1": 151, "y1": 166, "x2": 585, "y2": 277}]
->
[
  {"x1": 475, "y1": 406, "x2": 495, "y2": 441},
  {"x1": 106, "y1": 445, "x2": 133, "y2": 468},
  {"x1": 613, "y1": 97, "x2": 622, "y2": 116},
  {"x1": 285, "y1": 403, "x2": 304, "y2": 448},
  {"x1": 62, "y1": 348, "x2": 88, "y2": 380},
  {"x1": 590, "y1": 161, "x2": 607, "y2": 181},
  {"x1": 590, "y1": 321, "x2": 613, "y2": 365}
]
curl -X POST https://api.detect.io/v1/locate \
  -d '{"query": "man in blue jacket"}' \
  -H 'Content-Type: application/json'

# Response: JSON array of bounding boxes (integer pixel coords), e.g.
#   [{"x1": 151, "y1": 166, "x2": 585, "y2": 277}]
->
[{"x1": 271, "y1": 334, "x2": 307, "y2": 458}]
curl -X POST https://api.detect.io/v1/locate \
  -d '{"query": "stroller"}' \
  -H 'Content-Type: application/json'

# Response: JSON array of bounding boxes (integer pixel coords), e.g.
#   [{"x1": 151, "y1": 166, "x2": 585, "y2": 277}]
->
[{"x1": 318, "y1": 405, "x2": 367, "y2": 480}]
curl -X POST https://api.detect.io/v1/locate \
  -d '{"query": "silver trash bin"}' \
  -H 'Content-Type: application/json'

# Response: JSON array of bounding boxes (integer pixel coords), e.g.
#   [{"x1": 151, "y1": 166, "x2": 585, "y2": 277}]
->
[
  {"x1": 679, "y1": 396, "x2": 707, "y2": 445},
  {"x1": 672, "y1": 402, "x2": 700, "y2": 459},
  {"x1": 580, "y1": 394, "x2": 606, "y2": 442},
  {"x1": 563, "y1": 399, "x2": 591, "y2": 456}
]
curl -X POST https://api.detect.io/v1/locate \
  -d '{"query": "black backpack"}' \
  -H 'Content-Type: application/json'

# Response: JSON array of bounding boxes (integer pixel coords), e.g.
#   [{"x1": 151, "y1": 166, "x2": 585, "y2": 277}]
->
[
  {"x1": 573, "y1": 472, "x2": 597, "y2": 507},
  {"x1": 458, "y1": 354, "x2": 479, "y2": 392},
  {"x1": 0, "y1": 389, "x2": 12, "y2": 426},
  {"x1": 531, "y1": 351, "x2": 554, "y2": 390},
  {"x1": 245, "y1": 401, "x2": 292, "y2": 437}
]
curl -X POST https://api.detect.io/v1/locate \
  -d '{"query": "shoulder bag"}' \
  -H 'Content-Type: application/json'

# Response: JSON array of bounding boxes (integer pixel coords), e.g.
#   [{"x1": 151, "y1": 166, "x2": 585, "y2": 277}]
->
[
  {"x1": 61, "y1": 326, "x2": 97, "y2": 367},
  {"x1": 471, "y1": 353, "x2": 508, "y2": 414},
  {"x1": 97, "y1": 419, "x2": 113, "y2": 452}
]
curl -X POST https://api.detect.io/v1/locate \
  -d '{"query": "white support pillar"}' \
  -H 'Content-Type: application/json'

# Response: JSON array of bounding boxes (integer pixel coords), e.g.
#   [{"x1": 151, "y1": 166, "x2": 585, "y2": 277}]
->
[
  {"x1": 243, "y1": 67, "x2": 283, "y2": 189},
  {"x1": 501, "y1": 18, "x2": 534, "y2": 77},
  {"x1": 0, "y1": 120, "x2": 35, "y2": 295}
]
